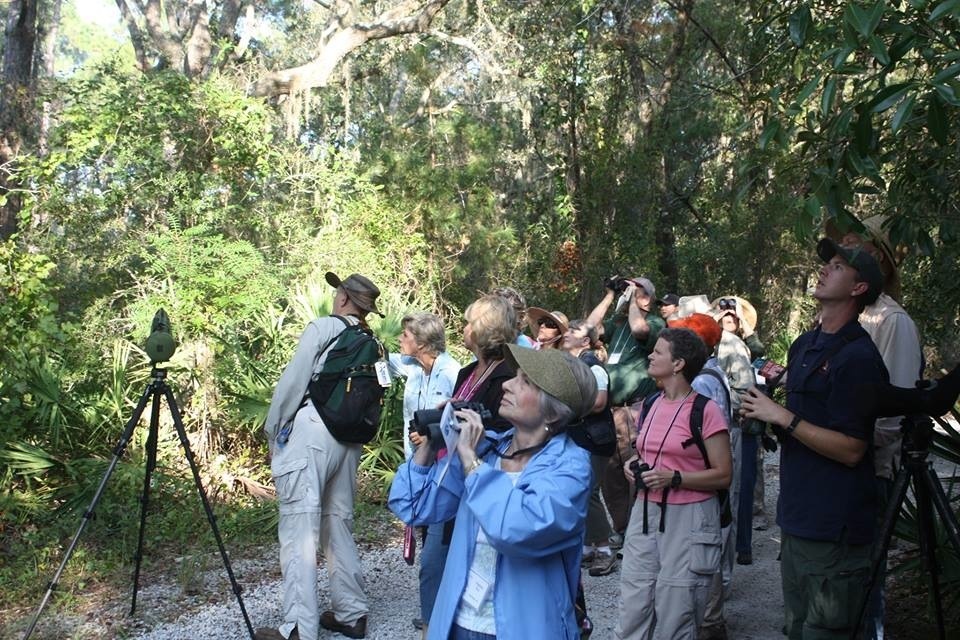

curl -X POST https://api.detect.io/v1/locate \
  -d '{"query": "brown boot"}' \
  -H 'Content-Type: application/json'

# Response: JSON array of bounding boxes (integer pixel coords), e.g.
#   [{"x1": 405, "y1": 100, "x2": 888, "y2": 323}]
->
[{"x1": 320, "y1": 611, "x2": 367, "y2": 639}]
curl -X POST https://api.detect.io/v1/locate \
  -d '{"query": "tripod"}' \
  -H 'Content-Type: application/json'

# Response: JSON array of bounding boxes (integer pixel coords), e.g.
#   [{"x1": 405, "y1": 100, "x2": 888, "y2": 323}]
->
[
  {"x1": 852, "y1": 413, "x2": 960, "y2": 640},
  {"x1": 23, "y1": 366, "x2": 256, "y2": 640}
]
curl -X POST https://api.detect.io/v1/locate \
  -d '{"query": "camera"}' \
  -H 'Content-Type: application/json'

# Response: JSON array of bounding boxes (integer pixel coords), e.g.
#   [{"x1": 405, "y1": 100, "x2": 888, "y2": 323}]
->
[
  {"x1": 604, "y1": 275, "x2": 630, "y2": 294},
  {"x1": 629, "y1": 459, "x2": 651, "y2": 492},
  {"x1": 412, "y1": 401, "x2": 492, "y2": 450}
]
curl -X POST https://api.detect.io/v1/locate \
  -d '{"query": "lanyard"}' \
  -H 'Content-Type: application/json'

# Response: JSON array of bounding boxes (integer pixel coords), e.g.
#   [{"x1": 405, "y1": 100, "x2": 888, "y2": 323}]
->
[{"x1": 639, "y1": 390, "x2": 693, "y2": 469}]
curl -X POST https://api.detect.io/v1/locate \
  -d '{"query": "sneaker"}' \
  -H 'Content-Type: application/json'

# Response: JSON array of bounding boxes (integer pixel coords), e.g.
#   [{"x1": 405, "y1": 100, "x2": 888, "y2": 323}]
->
[
  {"x1": 588, "y1": 552, "x2": 618, "y2": 576},
  {"x1": 320, "y1": 611, "x2": 367, "y2": 639},
  {"x1": 608, "y1": 533, "x2": 625, "y2": 550},
  {"x1": 698, "y1": 623, "x2": 728, "y2": 640},
  {"x1": 254, "y1": 628, "x2": 299, "y2": 640},
  {"x1": 736, "y1": 552, "x2": 753, "y2": 565},
  {"x1": 581, "y1": 548, "x2": 597, "y2": 567}
]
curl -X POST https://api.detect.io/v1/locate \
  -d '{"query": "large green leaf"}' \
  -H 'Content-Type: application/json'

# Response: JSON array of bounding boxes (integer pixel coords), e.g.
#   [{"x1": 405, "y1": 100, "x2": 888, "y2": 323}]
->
[
  {"x1": 789, "y1": 4, "x2": 813, "y2": 47},
  {"x1": 926, "y1": 93, "x2": 949, "y2": 144}
]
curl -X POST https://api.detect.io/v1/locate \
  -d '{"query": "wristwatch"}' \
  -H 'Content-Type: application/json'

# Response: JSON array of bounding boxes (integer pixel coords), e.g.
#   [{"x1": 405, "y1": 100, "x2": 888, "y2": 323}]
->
[
  {"x1": 465, "y1": 457, "x2": 483, "y2": 476},
  {"x1": 670, "y1": 470, "x2": 682, "y2": 488},
  {"x1": 786, "y1": 414, "x2": 802, "y2": 434}
]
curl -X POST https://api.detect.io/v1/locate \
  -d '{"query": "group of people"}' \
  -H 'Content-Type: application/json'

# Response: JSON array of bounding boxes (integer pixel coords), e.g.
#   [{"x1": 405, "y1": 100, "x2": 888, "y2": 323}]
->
[{"x1": 253, "y1": 216, "x2": 960, "y2": 640}]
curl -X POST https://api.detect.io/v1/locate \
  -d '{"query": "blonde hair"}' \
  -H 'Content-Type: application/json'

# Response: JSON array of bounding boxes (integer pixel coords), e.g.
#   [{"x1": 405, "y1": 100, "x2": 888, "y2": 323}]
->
[{"x1": 465, "y1": 295, "x2": 518, "y2": 360}]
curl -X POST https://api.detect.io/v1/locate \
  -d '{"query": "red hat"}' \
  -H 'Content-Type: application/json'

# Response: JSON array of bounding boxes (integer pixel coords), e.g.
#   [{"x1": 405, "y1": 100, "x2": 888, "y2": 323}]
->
[{"x1": 669, "y1": 313, "x2": 722, "y2": 351}]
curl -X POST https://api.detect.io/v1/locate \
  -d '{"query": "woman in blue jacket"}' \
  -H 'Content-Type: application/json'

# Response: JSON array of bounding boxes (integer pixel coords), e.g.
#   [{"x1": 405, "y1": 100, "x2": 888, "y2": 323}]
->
[{"x1": 389, "y1": 344, "x2": 598, "y2": 640}]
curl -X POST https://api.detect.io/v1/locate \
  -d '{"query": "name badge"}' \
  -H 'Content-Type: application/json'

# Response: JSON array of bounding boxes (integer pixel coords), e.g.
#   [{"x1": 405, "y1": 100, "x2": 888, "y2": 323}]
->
[
  {"x1": 607, "y1": 352, "x2": 622, "y2": 365},
  {"x1": 375, "y1": 361, "x2": 392, "y2": 387},
  {"x1": 461, "y1": 568, "x2": 493, "y2": 609}
]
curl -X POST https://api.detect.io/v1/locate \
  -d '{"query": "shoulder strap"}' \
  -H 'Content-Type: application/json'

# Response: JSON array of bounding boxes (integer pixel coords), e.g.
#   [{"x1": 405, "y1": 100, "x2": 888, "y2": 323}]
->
[
  {"x1": 637, "y1": 391, "x2": 661, "y2": 431},
  {"x1": 696, "y1": 367, "x2": 732, "y2": 419},
  {"x1": 681, "y1": 393, "x2": 713, "y2": 469}
]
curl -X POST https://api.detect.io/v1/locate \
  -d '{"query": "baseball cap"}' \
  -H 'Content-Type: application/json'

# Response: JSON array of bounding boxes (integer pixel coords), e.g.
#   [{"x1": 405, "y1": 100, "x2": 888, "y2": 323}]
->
[{"x1": 816, "y1": 238, "x2": 883, "y2": 306}]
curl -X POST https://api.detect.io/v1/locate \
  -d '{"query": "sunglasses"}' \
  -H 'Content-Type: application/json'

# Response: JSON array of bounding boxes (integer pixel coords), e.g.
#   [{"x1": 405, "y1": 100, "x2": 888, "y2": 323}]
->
[
  {"x1": 538, "y1": 319, "x2": 559, "y2": 329},
  {"x1": 718, "y1": 298, "x2": 737, "y2": 310}
]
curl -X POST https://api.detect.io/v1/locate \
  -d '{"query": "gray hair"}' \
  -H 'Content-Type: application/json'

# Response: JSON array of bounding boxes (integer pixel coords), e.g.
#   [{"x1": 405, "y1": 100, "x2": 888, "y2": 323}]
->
[
  {"x1": 537, "y1": 353, "x2": 598, "y2": 433},
  {"x1": 401, "y1": 312, "x2": 446, "y2": 356}
]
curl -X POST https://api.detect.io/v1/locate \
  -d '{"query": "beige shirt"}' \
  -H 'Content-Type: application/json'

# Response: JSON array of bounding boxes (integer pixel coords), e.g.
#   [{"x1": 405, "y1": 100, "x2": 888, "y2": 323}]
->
[{"x1": 859, "y1": 293, "x2": 922, "y2": 479}]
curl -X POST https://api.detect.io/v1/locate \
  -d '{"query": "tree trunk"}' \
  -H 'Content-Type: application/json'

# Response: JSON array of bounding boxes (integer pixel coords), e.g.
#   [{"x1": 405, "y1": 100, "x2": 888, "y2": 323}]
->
[{"x1": 0, "y1": 0, "x2": 39, "y2": 240}]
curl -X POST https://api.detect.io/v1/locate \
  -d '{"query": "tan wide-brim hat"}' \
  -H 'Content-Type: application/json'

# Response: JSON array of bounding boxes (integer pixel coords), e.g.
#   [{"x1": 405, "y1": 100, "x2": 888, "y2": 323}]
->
[
  {"x1": 710, "y1": 296, "x2": 758, "y2": 335},
  {"x1": 525, "y1": 307, "x2": 569, "y2": 337},
  {"x1": 825, "y1": 214, "x2": 902, "y2": 299}
]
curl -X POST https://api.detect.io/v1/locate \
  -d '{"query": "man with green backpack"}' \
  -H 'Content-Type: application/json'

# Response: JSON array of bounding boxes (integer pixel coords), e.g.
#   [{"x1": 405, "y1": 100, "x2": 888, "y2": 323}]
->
[{"x1": 258, "y1": 272, "x2": 388, "y2": 640}]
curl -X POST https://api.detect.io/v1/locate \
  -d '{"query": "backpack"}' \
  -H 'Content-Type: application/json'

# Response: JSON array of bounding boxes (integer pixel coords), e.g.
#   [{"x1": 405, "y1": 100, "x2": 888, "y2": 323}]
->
[
  {"x1": 639, "y1": 391, "x2": 733, "y2": 527},
  {"x1": 307, "y1": 316, "x2": 388, "y2": 444}
]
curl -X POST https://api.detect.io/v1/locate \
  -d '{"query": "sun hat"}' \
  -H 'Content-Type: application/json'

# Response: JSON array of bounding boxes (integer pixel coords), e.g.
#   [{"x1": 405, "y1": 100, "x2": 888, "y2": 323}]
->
[
  {"x1": 325, "y1": 271, "x2": 384, "y2": 317},
  {"x1": 525, "y1": 307, "x2": 569, "y2": 336},
  {"x1": 503, "y1": 344, "x2": 596, "y2": 419},
  {"x1": 668, "y1": 313, "x2": 723, "y2": 350},
  {"x1": 677, "y1": 294, "x2": 712, "y2": 318},
  {"x1": 816, "y1": 238, "x2": 883, "y2": 306}
]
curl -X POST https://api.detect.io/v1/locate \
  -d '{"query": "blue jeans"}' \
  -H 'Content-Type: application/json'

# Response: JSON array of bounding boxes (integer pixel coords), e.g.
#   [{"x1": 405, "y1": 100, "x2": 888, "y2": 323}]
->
[
  {"x1": 420, "y1": 521, "x2": 451, "y2": 623},
  {"x1": 449, "y1": 624, "x2": 496, "y2": 640},
  {"x1": 736, "y1": 433, "x2": 758, "y2": 555}
]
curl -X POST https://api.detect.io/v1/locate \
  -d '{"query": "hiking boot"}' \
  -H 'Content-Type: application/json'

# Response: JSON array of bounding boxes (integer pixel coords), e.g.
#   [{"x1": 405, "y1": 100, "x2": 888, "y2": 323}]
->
[
  {"x1": 736, "y1": 552, "x2": 753, "y2": 565},
  {"x1": 320, "y1": 611, "x2": 367, "y2": 639},
  {"x1": 588, "y1": 551, "x2": 618, "y2": 576},
  {"x1": 254, "y1": 627, "x2": 299, "y2": 640}
]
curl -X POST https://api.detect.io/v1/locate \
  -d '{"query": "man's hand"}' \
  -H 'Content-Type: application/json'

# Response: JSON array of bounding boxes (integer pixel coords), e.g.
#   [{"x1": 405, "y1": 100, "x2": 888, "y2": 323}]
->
[{"x1": 740, "y1": 386, "x2": 790, "y2": 427}]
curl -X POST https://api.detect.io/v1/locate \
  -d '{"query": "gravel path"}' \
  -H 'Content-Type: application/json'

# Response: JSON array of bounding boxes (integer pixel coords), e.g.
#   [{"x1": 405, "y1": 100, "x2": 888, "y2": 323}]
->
[
  {"x1": 12, "y1": 452, "x2": 785, "y2": 639},
  {"x1": 119, "y1": 451, "x2": 786, "y2": 640}
]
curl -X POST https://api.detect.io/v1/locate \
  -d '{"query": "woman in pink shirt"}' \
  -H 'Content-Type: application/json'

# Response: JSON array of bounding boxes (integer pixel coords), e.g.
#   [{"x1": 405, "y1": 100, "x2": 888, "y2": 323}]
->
[{"x1": 615, "y1": 327, "x2": 732, "y2": 640}]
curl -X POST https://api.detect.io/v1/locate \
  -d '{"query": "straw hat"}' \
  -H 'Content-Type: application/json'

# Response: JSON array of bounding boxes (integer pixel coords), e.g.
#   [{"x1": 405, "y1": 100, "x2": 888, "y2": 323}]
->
[
  {"x1": 525, "y1": 307, "x2": 569, "y2": 337},
  {"x1": 825, "y1": 214, "x2": 902, "y2": 299}
]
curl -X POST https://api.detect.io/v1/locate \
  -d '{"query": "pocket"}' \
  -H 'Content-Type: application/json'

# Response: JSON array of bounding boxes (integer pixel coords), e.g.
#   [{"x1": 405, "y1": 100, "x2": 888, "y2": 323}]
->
[
  {"x1": 272, "y1": 457, "x2": 308, "y2": 506},
  {"x1": 806, "y1": 566, "x2": 869, "y2": 633},
  {"x1": 688, "y1": 530, "x2": 722, "y2": 575}
]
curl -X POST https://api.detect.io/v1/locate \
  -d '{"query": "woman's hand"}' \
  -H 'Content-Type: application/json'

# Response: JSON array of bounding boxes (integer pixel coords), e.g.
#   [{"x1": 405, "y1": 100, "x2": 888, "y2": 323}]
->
[
  {"x1": 455, "y1": 408, "x2": 486, "y2": 469},
  {"x1": 640, "y1": 468, "x2": 675, "y2": 491},
  {"x1": 409, "y1": 431, "x2": 426, "y2": 449},
  {"x1": 622, "y1": 454, "x2": 639, "y2": 484}
]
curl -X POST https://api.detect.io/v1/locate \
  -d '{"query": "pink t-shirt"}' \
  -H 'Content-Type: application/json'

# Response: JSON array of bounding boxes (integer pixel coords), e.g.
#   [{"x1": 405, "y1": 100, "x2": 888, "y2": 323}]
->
[{"x1": 635, "y1": 393, "x2": 728, "y2": 504}]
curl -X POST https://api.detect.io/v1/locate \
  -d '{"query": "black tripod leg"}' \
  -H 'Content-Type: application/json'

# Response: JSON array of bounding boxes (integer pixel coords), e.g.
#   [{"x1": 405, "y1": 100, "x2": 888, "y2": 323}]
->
[
  {"x1": 130, "y1": 385, "x2": 162, "y2": 615},
  {"x1": 914, "y1": 468, "x2": 947, "y2": 640},
  {"x1": 162, "y1": 384, "x2": 256, "y2": 640},
  {"x1": 924, "y1": 464, "x2": 960, "y2": 556},
  {"x1": 22, "y1": 384, "x2": 153, "y2": 640},
  {"x1": 851, "y1": 465, "x2": 912, "y2": 639}
]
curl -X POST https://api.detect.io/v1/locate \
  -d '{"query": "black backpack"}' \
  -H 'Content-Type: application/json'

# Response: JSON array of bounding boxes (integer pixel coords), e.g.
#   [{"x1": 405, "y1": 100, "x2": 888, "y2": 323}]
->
[
  {"x1": 639, "y1": 391, "x2": 733, "y2": 527},
  {"x1": 307, "y1": 316, "x2": 388, "y2": 444}
]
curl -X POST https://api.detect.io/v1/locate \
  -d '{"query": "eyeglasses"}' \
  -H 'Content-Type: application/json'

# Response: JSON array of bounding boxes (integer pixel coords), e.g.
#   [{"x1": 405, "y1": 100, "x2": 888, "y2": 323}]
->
[
  {"x1": 718, "y1": 298, "x2": 737, "y2": 311},
  {"x1": 538, "y1": 319, "x2": 558, "y2": 329}
]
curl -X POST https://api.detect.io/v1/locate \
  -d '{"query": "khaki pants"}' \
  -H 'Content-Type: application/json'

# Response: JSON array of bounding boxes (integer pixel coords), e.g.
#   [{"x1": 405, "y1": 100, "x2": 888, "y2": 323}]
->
[
  {"x1": 272, "y1": 404, "x2": 367, "y2": 640},
  {"x1": 702, "y1": 424, "x2": 742, "y2": 630},
  {"x1": 615, "y1": 498, "x2": 721, "y2": 640}
]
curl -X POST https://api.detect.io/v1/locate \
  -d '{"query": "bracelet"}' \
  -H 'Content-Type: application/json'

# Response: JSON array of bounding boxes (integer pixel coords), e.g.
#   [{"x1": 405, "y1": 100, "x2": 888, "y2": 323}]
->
[{"x1": 464, "y1": 457, "x2": 483, "y2": 476}]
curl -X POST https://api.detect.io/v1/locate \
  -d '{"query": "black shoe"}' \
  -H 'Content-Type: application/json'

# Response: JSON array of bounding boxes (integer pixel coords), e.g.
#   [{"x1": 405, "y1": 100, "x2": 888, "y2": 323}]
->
[
  {"x1": 736, "y1": 552, "x2": 752, "y2": 565},
  {"x1": 412, "y1": 617, "x2": 424, "y2": 630},
  {"x1": 320, "y1": 611, "x2": 367, "y2": 639}
]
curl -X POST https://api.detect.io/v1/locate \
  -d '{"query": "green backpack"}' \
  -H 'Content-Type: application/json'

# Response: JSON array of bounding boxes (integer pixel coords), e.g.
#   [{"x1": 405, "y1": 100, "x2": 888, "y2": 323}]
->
[{"x1": 307, "y1": 316, "x2": 388, "y2": 444}]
